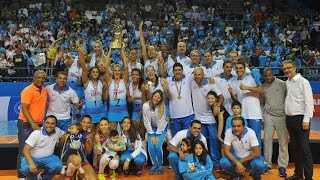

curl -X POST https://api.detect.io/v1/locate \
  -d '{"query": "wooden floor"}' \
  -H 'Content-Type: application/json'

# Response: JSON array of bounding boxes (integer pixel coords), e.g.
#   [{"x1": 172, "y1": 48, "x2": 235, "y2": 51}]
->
[{"x1": 1, "y1": 164, "x2": 320, "y2": 180}]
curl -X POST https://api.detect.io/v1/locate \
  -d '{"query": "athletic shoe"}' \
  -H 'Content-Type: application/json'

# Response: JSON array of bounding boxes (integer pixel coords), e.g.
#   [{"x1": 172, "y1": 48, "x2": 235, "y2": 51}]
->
[{"x1": 278, "y1": 167, "x2": 287, "y2": 177}]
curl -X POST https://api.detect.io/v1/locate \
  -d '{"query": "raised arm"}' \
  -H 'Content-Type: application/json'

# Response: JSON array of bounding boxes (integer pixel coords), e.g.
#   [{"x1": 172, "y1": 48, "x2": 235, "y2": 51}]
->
[
  {"x1": 240, "y1": 84, "x2": 265, "y2": 94},
  {"x1": 160, "y1": 78, "x2": 172, "y2": 100},
  {"x1": 78, "y1": 47, "x2": 89, "y2": 87},
  {"x1": 139, "y1": 22, "x2": 148, "y2": 62},
  {"x1": 120, "y1": 44, "x2": 129, "y2": 83}
]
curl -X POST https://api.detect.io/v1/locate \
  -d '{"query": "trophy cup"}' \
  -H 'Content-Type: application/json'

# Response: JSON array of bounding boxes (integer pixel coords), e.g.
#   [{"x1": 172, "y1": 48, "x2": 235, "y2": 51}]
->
[{"x1": 110, "y1": 24, "x2": 123, "y2": 49}]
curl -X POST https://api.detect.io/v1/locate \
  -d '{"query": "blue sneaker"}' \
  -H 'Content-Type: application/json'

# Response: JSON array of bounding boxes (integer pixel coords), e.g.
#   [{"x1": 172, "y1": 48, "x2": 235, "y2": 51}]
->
[
  {"x1": 149, "y1": 165, "x2": 157, "y2": 175},
  {"x1": 278, "y1": 167, "x2": 287, "y2": 177}
]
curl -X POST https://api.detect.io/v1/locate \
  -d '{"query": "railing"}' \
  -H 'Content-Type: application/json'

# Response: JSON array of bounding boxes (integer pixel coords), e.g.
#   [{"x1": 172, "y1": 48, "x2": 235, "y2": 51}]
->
[{"x1": 1, "y1": 66, "x2": 319, "y2": 82}]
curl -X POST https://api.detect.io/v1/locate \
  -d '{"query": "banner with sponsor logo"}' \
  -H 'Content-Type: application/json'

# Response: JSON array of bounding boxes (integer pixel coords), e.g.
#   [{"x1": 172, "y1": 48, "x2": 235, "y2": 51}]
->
[{"x1": 0, "y1": 81, "x2": 320, "y2": 121}]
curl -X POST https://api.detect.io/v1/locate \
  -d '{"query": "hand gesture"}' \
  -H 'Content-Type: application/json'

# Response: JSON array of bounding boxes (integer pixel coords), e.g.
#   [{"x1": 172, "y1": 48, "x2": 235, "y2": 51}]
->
[
  {"x1": 160, "y1": 78, "x2": 169, "y2": 90},
  {"x1": 29, "y1": 162, "x2": 38, "y2": 174},
  {"x1": 208, "y1": 78, "x2": 215, "y2": 85},
  {"x1": 235, "y1": 161, "x2": 246, "y2": 175},
  {"x1": 178, "y1": 150, "x2": 186, "y2": 161},
  {"x1": 228, "y1": 85, "x2": 233, "y2": 93},
  {"x1": 31, "y1": 123, "x2": 40, "y2": 131},
  {"x1": 97, "y1": 147, "x2": 103, "y2": 154},
  {"x1": 174, "y1": 18, "x2": 180, "y2": 28},
  {"x1": 123, "y1": 160, "x2": 130, "y2": 171},
  {"x1": 303, "y1": 122, "x2": 310, "y2": 130},
  {"x1": 239, "y1": 83, "x2": 247, "y2": 90},
  {"x1": 139, "y1": 21, "x2": 144, "y2": 32}
]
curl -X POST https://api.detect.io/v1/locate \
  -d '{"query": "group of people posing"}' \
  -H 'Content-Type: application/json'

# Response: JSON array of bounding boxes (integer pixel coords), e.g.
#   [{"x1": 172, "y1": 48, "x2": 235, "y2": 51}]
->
[{"x1": 16, "y1": 21, "x2": 314, "y2": 180}]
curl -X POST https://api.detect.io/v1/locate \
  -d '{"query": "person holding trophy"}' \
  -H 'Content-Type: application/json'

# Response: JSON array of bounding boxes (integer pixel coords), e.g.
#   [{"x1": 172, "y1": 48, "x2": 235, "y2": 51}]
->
[{"x1": 105, "y1": 38, "x2": 130, "y2": 130}]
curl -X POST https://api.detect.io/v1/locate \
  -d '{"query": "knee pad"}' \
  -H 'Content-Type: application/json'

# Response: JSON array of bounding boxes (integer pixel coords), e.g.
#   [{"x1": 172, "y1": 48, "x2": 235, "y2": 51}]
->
[{"x1": 109, "y1": 159, "x2": 119, "y2": 169}]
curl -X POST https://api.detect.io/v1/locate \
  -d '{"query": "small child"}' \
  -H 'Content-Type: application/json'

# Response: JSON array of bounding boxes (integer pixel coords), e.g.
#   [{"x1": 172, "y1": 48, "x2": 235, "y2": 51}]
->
[
  {"x1": 178, "y1": 138, "x2": 198, "y2": 175},
  {"x1": 97, "y1": 130, "x2": 126, "y2": 180},
  {"x1": 192, "y1": 140, "x2": 215, "y2": 180},
  {"x1": 60, "y1": 123, "x2": 86, "y2": 179},
  {"x1": 225, "y1": 101, "x2": 247, "y2": 134}
]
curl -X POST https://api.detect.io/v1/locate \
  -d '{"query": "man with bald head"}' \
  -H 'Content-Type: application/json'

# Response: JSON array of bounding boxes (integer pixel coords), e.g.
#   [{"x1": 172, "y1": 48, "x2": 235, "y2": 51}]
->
[
  {"x1": 176, "y1": 42, "x2": 191, "y2": 66},
  {"x1": 191, "y1": 67, "x2": 224, "y2": 168},
  {"x1": 262, "y1": 68, "x2": 288, "y2": 177}
]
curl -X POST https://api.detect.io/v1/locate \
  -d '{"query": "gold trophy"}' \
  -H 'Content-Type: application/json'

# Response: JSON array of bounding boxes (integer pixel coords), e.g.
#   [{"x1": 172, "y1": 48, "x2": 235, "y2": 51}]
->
[{"x1": 110, "y1": 24, "x2": 123, "y2": 49}]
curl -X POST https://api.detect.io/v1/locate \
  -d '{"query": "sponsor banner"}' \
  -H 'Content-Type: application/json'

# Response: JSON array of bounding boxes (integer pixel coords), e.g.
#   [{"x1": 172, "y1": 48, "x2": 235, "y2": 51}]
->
[
  {"x1": 314, "y1": 94, "x2": 320, "y2": 116},
  {"x1": 8, "y1": 96, "x2": 21, "y2": 121},
  {"x1": 0, "y1": 97, "x2": 10, "y2": 121}
]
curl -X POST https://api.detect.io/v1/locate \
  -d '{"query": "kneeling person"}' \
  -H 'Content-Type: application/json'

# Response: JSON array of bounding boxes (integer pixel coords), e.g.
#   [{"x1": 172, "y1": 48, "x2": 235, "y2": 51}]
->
[
  {"x1": 220, "y1": 117, "x2": 266, "y2": 180},
  {"x1": 20, "y1": 115, "x2": 65, "y2": 179}
]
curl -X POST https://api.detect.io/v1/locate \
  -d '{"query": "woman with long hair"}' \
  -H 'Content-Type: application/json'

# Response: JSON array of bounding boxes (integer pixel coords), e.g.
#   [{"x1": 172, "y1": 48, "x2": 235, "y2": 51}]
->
[
  {"x1": 143, "y1": 89, "x2": 167, "y2": 175},
  {"x1": 105, "y1": 46, "x2": 129, "y2": 130},
  {"x1": 120, "y1": 117, "x2": 147, "y2": 177},
  {"x1": 128, "y1": 68, "x2": 145, "y2": 137},
  {"x1": 78, "y1": 47, "x2": 108, "y2": 125}
]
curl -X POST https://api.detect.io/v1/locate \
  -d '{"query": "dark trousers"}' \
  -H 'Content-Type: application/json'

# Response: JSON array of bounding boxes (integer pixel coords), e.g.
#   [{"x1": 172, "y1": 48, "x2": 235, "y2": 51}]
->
[{"x1": 286, "y1": 115, "x2": 313, "y2": 180}]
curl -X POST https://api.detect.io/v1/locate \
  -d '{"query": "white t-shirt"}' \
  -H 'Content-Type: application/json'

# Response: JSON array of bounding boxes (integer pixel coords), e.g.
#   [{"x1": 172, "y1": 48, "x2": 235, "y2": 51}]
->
[
  {"x1": 26, "y1": 127, "x2": 65, "y2": 158},
  {"x1": 224, "y1": 127, "x2": 259, "y2": 158}
]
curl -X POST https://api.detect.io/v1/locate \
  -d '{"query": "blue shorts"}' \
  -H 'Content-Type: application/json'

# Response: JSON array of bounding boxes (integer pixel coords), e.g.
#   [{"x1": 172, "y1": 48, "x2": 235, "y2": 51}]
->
[
  {"x1": 87, "y1": 112, "x2": 108, "y2": 124},
  {"x1": 108, "y1": 111, "x2": 128, "y2": 122},
  {"x1": 57, "y1": 119, "x2": 71, "y2": 131}
]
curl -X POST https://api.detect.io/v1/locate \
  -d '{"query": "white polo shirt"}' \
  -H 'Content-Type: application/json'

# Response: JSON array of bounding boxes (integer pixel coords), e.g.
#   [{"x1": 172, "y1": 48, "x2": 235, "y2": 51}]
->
[
  {"x1": 202, "y1": 60, "x2": 224, "y2": 78},
  {"x1": 176, "y1": 55, "x2": 191, "y2": 66},
  {"x1": 46, "y1": 84, "x2": 79, "y2": 120},
  {"x1": 191, "y1": 79, "x2": 222, "y2": 124},
  {"x1": 216, "y1": 74, "x2": 237, "y2": 115},
  {"x1": 167, "y1": 74, "x2": 194, "y2": 119},
  {"x1": 232, "y1": 74, "x2": 262, "y2": 119},
  {"x1": 170, "y1": 129, "x2": 207, "y2": 149},
  {"x1": 224, "y1": 127, "x2": 259, "y2": 158},
  {"x1": 26, "y1": 127, "x2": 65, "y2": 158}
]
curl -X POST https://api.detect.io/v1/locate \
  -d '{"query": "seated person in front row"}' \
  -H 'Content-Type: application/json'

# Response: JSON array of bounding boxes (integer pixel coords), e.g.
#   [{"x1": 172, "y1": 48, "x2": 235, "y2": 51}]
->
[
  {"x1": 20, "y1": 115, "x2": 64, "y2": 180},
  {"x1": 220, "y1": 116, "x2": 266, "y2": 180},
  {"x1": 97, "y1": 130, "x2": 126, "y2": 180}
]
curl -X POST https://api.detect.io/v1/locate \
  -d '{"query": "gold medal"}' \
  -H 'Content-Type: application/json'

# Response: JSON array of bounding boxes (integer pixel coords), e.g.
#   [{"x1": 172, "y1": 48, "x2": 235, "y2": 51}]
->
[
  {"x1": 114, "y1": 97, "x2": 118, "y2": 101},
  {"x1": 178, "y1": 95, "x2": 182, "y2": 99}
]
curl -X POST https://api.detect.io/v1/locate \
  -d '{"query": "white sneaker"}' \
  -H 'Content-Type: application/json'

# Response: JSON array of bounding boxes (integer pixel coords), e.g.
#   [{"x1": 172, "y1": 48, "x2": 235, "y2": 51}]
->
[{"x1": 18, "y1": 178, "x2": 26, "y2": 180}]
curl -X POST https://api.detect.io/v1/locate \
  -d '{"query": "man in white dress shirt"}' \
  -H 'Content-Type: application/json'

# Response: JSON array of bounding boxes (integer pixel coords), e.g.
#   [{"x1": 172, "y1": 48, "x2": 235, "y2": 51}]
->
[{"x1": 282, "y1": 60, "x2": 314, "y2": 180}]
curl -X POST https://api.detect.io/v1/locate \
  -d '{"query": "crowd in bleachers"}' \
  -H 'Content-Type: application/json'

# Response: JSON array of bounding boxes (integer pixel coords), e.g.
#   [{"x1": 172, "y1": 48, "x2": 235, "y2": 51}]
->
[{"x1": 0, "y1": 0, "x2": 319, "y2": 81}]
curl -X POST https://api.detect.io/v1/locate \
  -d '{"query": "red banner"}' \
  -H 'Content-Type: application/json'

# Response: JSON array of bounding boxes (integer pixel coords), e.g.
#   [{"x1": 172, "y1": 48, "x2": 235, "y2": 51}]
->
[{"x1": 314, "y1": 94, "x2": 320, "y2": 116}]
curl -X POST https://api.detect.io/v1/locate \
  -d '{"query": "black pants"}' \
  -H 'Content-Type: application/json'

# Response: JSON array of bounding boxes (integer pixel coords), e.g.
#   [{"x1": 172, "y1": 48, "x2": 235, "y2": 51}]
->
[{"x1": 286, "y1": 115, "x2": 313, "y2": 180}]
